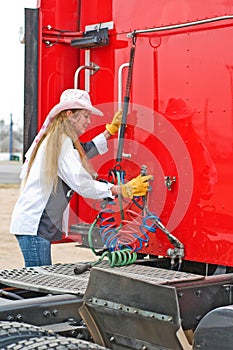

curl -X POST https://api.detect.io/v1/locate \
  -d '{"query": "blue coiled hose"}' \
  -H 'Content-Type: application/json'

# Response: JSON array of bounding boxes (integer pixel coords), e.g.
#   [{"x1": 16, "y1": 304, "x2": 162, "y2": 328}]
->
[
  {"x1": 88, "y1": 202, "x2": 160, "y2": 269},
  {"x1": 87, "y1": 169, "x2": 158, "y2": 267}
]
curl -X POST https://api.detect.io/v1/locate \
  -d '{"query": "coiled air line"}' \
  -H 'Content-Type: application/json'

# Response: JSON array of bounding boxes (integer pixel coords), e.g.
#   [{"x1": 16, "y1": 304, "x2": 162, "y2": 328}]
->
[{"x1": 85, "y1": 168, "x2": 156, "y2": 269}]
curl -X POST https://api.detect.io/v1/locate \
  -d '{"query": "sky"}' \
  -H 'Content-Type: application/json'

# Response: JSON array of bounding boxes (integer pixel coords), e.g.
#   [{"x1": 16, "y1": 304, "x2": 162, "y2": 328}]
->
[{"x1": 0, "y1": 2, "x2": 25, "y2": 128}]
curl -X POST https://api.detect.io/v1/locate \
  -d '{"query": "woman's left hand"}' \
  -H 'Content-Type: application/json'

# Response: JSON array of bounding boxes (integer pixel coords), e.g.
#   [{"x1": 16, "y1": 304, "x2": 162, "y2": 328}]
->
[{"x1": 106, "y1": 110, "x2": 122, "y2": 135}]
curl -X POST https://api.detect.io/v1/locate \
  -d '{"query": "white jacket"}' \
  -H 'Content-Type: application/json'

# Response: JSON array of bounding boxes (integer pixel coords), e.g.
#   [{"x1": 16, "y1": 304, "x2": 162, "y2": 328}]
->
[{"x1": 10, "y1": 133, "x2": 113, "y2": 236}]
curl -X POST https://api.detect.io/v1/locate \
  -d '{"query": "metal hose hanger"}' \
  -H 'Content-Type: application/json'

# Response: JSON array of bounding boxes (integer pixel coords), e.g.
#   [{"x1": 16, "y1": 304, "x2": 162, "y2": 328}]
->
[{"x1": 116, "y1": 37, "x2": 136, "y2": 163}]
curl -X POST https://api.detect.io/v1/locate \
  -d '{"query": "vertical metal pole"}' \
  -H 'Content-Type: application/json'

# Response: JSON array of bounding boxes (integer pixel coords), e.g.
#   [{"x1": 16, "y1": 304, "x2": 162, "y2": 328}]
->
[
  {"x1": 24, "y1": 8, "x2": 39, "y2": 159},
  {"x1": 0, "y1": 120, "x2": 3, "y2": 152},
  {"x1": 9, "y1": 113, "x2": 13, "y2": 160},
  {"x1": 85, "y1": 50, "x2": 91, "y2": 92}
]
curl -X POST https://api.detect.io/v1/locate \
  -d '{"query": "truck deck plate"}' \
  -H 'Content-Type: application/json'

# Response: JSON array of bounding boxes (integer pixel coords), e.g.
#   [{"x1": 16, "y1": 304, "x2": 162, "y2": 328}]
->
[{"x1": 0, "y1": 261, "x2": 203, "y2": 295}]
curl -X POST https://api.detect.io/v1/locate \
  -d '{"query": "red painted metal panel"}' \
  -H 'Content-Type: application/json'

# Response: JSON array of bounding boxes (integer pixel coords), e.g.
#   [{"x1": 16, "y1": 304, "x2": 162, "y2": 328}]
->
[
  {"x1": 37, "y1": 0, "x2": 233, "y2": 267},
  {"x1": 38, "y1": 0, "x2": 81, "y2": 129},
  {"x1": 113, "y1": 0, "x2": 233, "y2": 34}
]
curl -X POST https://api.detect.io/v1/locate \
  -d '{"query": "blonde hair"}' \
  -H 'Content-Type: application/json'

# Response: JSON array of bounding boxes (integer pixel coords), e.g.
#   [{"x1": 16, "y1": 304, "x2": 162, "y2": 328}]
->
[{"x1": 26, "y1": 110, "x2": 96, "y2": 190}]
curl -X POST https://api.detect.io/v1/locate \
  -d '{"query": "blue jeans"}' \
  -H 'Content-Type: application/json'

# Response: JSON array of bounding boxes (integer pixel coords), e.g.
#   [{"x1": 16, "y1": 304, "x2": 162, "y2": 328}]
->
[{"x1": 16, "y1": 235, "x2": 52, "y2": 267}]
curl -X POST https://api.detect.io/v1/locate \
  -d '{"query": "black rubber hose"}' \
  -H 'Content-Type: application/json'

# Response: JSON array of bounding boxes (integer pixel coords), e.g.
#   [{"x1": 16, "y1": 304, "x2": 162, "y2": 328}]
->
[{"x1": 116, "y1": 46, "x2": 136, "y2": 163}]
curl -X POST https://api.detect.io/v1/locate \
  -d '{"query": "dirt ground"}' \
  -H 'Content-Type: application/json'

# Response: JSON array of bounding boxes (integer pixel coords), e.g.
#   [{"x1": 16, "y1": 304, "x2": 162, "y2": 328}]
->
[{"x1": 0, "y1": 185, "x2": 95, "y2": 270}]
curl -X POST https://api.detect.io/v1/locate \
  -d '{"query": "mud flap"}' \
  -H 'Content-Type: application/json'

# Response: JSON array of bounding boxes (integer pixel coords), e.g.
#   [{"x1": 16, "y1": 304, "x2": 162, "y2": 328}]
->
[{"x1": 80, "y1": 266, "x2": 192, "y2": 350}]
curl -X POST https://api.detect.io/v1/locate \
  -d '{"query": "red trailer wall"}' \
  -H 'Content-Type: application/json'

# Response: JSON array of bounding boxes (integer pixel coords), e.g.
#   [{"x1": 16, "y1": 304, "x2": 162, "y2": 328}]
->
[
  {"x1": 38, "y1": 0, "x2": 233, "y2": 266},
  {"x1": 38, "y1": 0, "x2": 81, "y2": 125}
]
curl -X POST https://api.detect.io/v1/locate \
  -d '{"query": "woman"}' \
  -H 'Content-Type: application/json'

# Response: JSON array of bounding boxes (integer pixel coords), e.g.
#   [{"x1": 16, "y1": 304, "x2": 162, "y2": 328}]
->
[{"x1": 10, "y1": 89, "x2": 151, "y2": 267}]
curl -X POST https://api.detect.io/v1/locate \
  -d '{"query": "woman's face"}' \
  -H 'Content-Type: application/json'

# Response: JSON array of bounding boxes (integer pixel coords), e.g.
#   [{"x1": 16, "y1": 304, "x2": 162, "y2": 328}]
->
[{"x1": 69, "y1": 109, "x2": 91, "y2": 135}]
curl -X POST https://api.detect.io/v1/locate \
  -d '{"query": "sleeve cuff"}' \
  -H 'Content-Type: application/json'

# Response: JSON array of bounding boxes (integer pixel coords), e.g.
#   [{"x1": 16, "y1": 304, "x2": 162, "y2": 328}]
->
[{"x1": 92, "y1": 133, "x2": 108, "y2": 155}]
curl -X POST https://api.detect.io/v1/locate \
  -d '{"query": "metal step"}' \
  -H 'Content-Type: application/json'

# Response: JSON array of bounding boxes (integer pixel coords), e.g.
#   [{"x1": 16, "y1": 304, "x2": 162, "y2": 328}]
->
[{"x1": 0, "y1": 262, "x2": 202, "y2": 296}]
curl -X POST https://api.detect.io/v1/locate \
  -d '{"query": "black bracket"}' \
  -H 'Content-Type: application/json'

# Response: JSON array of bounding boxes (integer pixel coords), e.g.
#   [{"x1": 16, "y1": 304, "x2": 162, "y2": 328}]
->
[{"x1": 71, "y1": 28, "x2": 109, "y2": 49}]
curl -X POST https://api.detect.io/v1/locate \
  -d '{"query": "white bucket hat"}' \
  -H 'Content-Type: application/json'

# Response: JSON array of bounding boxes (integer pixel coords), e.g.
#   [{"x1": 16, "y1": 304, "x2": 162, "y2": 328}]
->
[
  {"x1": 20, "y1": 89, "x2": 103, "y2": 179},
  {"x1": 47, "y1": 89, "x2": 103, "y2": 119}
]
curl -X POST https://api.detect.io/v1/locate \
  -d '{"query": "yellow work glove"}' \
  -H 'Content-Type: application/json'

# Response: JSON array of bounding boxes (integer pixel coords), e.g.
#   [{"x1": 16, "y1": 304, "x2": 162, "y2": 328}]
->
[
  {"x1": 106, "y1": 110, "x2": 122, "y2": 135},
  {"x1": 121, "y1": 174, "x2": 153, "y2": 198}
]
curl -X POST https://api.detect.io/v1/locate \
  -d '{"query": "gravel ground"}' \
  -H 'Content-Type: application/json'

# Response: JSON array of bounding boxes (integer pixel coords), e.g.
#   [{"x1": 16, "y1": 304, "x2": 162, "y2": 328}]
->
[{"x1": 0, "y1": 184, "x2": 96, "y2": 270}]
